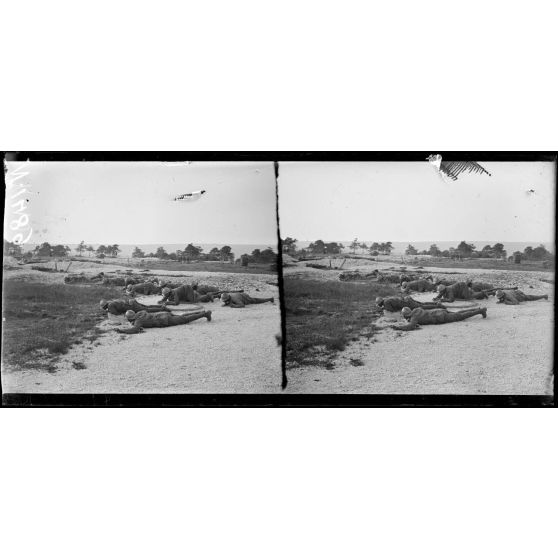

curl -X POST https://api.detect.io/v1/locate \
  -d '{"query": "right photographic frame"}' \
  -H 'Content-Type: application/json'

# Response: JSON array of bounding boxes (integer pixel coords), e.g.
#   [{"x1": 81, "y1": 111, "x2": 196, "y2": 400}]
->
[{"x1": 277, "y1": 153, "x2": 556, "y2": 405}]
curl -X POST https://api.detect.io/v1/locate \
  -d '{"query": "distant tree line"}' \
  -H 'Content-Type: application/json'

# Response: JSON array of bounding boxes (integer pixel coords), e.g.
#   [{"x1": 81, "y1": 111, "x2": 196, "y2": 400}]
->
[
  {"x1": 239, "y1": 248, "x2": 278, "y2": 267},
  {"x1": 75, "y1": 241, "x2": 121, "y2": 258},
  {"x1": 281, "y1": 237, "x2": 393, "y2": 257},
  {"x1": 130, "y1": 244, "x2": 278, "y2": 267},
  {"x1": 131, "y1": 244, "x2": 235, "y2": 263},
  {"x1": 281, "y1": 236, "x2": 554, "y2": 263},
  {"x1": 3, "y1": 239, "x2": 278, "y2": 267},
  {"x1": 406, "y1": 241, "x2": 554, "y2": 262},
  {"x1": 3, "y1": 240, "x2": 121, "y2": 260}
]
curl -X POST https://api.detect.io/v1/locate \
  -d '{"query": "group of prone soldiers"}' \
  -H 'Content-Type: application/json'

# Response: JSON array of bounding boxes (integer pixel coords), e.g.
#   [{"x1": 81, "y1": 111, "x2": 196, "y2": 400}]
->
[
  {"x1": 375, "y1": 279, "x2": 548, "y2": 331},
  {"x1": 99, "y1": 282, "x2": 274, "y2": 334}
]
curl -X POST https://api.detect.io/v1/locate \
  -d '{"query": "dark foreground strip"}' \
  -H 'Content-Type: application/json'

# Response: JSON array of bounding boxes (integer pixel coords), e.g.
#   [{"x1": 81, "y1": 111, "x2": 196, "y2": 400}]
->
[{"x1": 2, "y1": 394, "x2": 554, "y2": 407}]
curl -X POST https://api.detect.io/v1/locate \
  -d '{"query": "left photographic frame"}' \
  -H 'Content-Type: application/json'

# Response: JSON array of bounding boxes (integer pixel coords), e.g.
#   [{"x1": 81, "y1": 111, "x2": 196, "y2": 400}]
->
[{"x1": 2, "y1": 153, "x2": 283, "y2": 406}]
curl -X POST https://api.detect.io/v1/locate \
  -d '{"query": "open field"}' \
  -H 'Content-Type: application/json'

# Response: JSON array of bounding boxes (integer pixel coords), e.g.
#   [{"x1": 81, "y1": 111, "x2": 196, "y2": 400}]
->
[
  {"x1": 398, "y1": 257, "x2": 553, "y2": 273},
  {"x1": 120, "y1": 259, "x2": 276, "y2": 274},
  {"x1": 288, "y1": 253, "x2": 554, "y2": 273},
  {"x1": 11, "y1": 256, "x2": 276, "y2": 276},
  {"x1": 2, "y1": 262, "x2": 281, "y2": 393},
  {"x1": 283, "y1": 258, "x2": 554, "y2": 394}
]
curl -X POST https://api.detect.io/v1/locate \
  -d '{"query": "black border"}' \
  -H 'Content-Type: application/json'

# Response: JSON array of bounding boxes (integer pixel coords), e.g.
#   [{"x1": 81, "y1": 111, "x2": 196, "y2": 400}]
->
[
  {"x1": 2, "y1": 151, "x2": 556, "y2": 407},
  {"x1": 5, "y1": 151, "x2": 558, "y2": 162},
  {"x1": 1, "y1": 394, "x2": 554, "y2": 407}
]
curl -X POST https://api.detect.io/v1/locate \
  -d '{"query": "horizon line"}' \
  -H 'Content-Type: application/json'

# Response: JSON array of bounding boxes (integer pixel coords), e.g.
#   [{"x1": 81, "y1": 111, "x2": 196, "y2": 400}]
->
[
  {"x1": 290, "y1": 239, "x2": 554, "y2": 244},
  {"x1": 12, "y1": 240, "x2": 279, "y2": 247}
]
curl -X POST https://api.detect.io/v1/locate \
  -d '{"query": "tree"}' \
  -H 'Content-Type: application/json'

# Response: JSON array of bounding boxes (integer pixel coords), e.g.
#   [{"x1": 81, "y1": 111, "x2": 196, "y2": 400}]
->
[
  {"x1": 377, "y1": 241, "x2": 393, "y2": 255},
  {"x1": 96, "y1": 245, "x2": 108, "y2": 257},
  {"x1": 492, "y1": 243, "x2": 505, "y2": 258},
  {"x1": 77, "y1": 240, "x2": 86, "y2": 256},
  {"x1": 183, "y1": 243, "x2": 203, "y2": 261},
  {"x1": 208, "y1": 247, "x2": 221, "y2": 261},
  {"x1": 4, "y1": 239, "x2": 23, "y2": 257},
  {"x1": 523, "y1": 246, "x2": 534, "y2": 259},
  {"x1": 259, "y1": 248, "x2": 277, "y2": 263},
  {"x1": 428, "y1": 244, "x2": 441, "y2": 257},
  {"x1": 350, "y1": 238, "x2": 359, "y2": 254},
  {"x1": 325, "y1": 242, "x2": 343, "y2": 255},
  {"x1": 405, "y1": 244, "x2": 418, "y2": 256},
  {"x1": 282, "y1": 237, "x2": 297, "y2": 254},
  {"x1": 359, "y1": 242, "x2": 368, "y2": 254},
  {"x1": 532, "y1": 244, "x2": 550, "y2": 260},
  {"x1": 246, "y1": 248, "x2": 277, "y2": 265},
  {"x1": 155, "y1": 246, "x2": 168, "y2": 259},
  {"x1": 52, "y1": 244, "x2": 69, "y2": 257},
  {"x1": 219, "y1": 245, "x2": 232, "y2": 261},
  {"x1": 132, "y1": 246, "x2": 145, "y2": 258},
  {"x1": 219, "y1": 245, "x2": 233, "y2": 262},
  {"x1": 457, "y1": 241, "x2": 476, "y2": 258},
  {"x1": 480, "y1": 245, "x2": 493, "y2": 258},
  {"x1": 34, "y1": 242, "x2": 53, "y2": 257},
  {"x1": 308, "y1": 240, "x2": 326, "y2": 254},
  {"x1": 86, "y1": 245, "x2": 95, "y2": 257},
  {"x1": 111, "y1": 244, "x2": 121, "y2": 258}
]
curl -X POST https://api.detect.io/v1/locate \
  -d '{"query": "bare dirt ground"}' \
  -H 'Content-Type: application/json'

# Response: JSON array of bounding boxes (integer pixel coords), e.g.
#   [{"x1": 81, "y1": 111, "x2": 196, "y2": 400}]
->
[
  {"x1": 2, "y1": 264, "x2": 282, "y2": 393},
  {"x1": 284, "y1": 259, "x2": 554, "y2": 395}
]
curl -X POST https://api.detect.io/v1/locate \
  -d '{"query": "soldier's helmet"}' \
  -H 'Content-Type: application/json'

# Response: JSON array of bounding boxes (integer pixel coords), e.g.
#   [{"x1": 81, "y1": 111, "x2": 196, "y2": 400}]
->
[
  {"x1": 495, "y1": 289, "x2": 505, "y2": 300},
  {"x1": 99, "y1": 299, "x2": 108, "y2": 310},
  {"x1": 125, "y1": 310, "x2": 136, "y2": 321},
  {"x1": 437, "y1": 284, "x2": 446, "y2": 293},
  {"x1": 221, "y1": 293, "x2": 231, "y2": 303},
  {"x1": 191, "y1": 281, "x2": 199, "y2": 289},
  {"x1": 401, "y1": 307, "x2": 412, "y2": 318},
  {"x1": 162, "y1": 287, "x2": 171, "y2": 295},
  {"x1": 375, "y1": 296, "x2": 384, "y2": 306},
  {"x1": 401, "y1": 281, "x2": 408, "y2": 289}
]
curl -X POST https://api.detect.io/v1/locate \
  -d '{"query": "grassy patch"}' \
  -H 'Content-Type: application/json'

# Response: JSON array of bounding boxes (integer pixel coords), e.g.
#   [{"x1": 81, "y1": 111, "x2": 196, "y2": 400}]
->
[
  {"x1": 2, "y1": 279, "x2": 124, "y2": 372},
  {"x1": 284, "y1": 278, "x2": 399, "y2": 369}
]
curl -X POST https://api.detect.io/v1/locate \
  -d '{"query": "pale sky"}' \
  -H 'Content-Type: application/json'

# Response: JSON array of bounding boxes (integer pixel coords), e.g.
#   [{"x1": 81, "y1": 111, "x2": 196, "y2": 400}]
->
[
  {"x1": 278, "y1": 161, "x2": 556, "y2": 243},
  {"x1": 4, "y1": 161, "x2": 278, "y2": 245}
]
